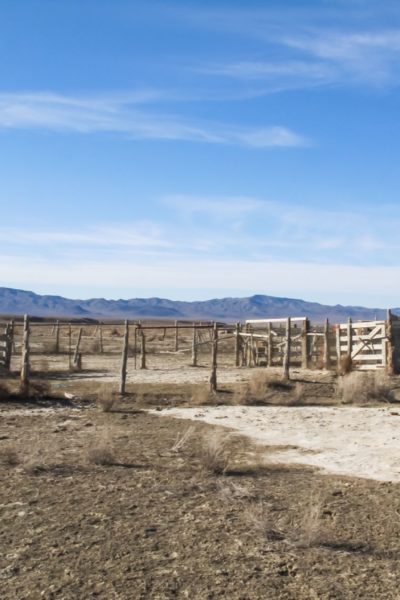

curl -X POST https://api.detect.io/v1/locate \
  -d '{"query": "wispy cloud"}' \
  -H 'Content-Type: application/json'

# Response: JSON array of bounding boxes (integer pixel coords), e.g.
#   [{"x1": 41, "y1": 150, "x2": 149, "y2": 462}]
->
[{"x1": 0, "y1": 92, "x2": 307, "y2": 148}]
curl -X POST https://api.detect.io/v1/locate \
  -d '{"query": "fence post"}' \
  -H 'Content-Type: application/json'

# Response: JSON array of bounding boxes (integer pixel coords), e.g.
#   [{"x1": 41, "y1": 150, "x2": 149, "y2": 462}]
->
[
  {"x1": 191, "y1": 324, "x2": 197, "y2": 367},
  {"x1": 55, "y1": 320, "x2": 60, "y2": 354},
  {"x1": 119, "y1": 320, "x2": 129, "y2": 394},
  {"x1": 20, "y1": 314, "x2": 30, "y2": 391},
  {"x1": 4, "y1": 322, "x2": 13, "y2": 371},
  {"x1": 140, "y1": 328, "x2": 146, "y2": 370},
  {"x1": 347, "y1": 318, "x2": 353, "y2": 369},
  {"x1": 267, "y1": 322, "x2": 272, "y2": 367},
  {"x1": 209, "y1": 322, "x2": 218, "y2": 393},
  {"x1": 68, "y1": 324, "x2": 72, "y2": 370},
  {"x1": 282, "y1": 317, "x2": 291, "y2": 380},
  {"x1": 235, "y1": 322, "x2": 241, "y2": 367},
  {"x1": 174, "y1": 320, "x2": 179, "y2": 352},
  {"x1": 301, "y1": 318, "x2": 309, "y2": 369},
  {"x1": 387, "y1": 310, "x2": 395, "y2": 375},
  {"x1": 73, "y1": 327, "x2": 83, "y2": 369},
  {"x1": 99, "y1": 323, "x2": 103, "y2": 354},
  {"x1": 323, "y1": 318, "x2": 331, "y2": 370}
]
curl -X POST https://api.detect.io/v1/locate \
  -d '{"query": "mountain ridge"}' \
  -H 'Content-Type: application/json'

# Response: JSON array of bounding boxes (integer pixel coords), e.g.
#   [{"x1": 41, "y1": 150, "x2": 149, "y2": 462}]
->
[{"x1": 0, "y1": 287, "x2": 397, "y2": 323}]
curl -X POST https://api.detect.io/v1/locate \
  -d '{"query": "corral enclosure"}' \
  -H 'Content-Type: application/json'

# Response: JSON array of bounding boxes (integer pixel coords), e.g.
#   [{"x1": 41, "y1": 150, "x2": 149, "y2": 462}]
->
[{"x1": 1, "y1": 311, "x2": 400, "y2": 392}]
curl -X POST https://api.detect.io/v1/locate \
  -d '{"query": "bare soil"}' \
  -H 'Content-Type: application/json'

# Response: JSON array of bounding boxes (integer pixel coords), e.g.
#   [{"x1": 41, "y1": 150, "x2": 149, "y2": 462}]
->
[{"x1": 1, "y1": 390, "x2": 400, "y2": 599}]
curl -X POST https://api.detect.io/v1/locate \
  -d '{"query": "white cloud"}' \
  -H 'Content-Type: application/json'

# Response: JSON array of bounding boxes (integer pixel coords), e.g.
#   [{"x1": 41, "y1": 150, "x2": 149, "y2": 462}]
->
[{"x1": 0, "y1": 92, "x2": 308, "y2": 148}]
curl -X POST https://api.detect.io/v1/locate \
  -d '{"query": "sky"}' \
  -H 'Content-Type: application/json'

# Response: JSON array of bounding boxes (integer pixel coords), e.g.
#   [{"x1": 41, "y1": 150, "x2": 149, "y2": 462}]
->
[{"x1": 1, "y1": 0, "x2": 400, "y2": 307}]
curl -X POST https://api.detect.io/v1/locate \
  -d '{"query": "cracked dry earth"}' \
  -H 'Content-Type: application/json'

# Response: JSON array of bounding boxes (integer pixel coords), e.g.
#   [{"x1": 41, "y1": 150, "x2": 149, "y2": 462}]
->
[{"x1": 1, "y1": 398, "x2": 400, "y2": 599}]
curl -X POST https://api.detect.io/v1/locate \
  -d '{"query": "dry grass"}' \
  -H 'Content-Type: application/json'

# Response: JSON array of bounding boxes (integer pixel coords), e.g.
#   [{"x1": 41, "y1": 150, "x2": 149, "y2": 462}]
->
[
  {"x1": 234, "y1": 371, "x2": 292, "y2": 405},
  {"x1": 97, "y1": 389, "x2": 116, "y2": 412},
  {"x1": 200, "y1": 430, "x2": 231, "y2": 475},
  {"x1": 0, "y1": 380, "x2": 11, "y2": 400},
  {"x1": 191, "y1": 385, "x2": 212, "y2": 406},
  {"x1": 0, "y1": 445, "x2": 21, "y2": 467},
  {"x1": 86, "y1": 431, "x2": 116, "y2": 466},
  {"x1": 243, "y1": 489, "x2": 324, "y2": 548},
  {"x1": 337, "y1": 371, "x2": 393, "y2": 404},
  {"x1": 294, "y1": 490, "x2": 324, "y2": 548},
  {"x1": 338, "y1": 355, "x2": 352, "y2": 375},
  {"x1": 171, "y1": 426, "x2": 195, "y2": 453}
]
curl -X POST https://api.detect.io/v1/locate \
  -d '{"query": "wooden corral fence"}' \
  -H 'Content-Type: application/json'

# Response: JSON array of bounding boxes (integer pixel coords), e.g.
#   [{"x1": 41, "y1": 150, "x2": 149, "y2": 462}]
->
[
  {"x1": 0, "y1": 311, "x2": 399, "y2": 396},
  {"x1": 242, "y1": 310, "x2": 400, "y2": 374}
]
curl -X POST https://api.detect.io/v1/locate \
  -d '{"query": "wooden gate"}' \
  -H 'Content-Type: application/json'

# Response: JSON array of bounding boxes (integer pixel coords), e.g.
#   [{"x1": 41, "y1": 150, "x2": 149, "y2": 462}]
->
[{"x1": 337, "y1": 320, "x2": 387, "y2": 370}]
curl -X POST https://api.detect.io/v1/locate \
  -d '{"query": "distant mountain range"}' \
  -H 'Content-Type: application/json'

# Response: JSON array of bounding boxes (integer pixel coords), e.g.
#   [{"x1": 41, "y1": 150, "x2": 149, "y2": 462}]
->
[{"x1": 0, "y1": 287, "x2": 396, "y2": 323}]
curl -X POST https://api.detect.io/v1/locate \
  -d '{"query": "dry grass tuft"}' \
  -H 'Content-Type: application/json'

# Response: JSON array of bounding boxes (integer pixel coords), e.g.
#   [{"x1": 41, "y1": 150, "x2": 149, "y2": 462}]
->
[
  {"x1": 234, "y1": 371, "x2": 291, "y2": 405},
  {"x1": 0, "y1": 381, "x2": 11, "y2": 400},
  {"x1": 243, "y1": 489, "x2": 324, "y2": 547},
  {"x1": 200, "y1": 430, "x2": 230, "y2": 475},
  {"x1": 338, "y1": 355, "x2": 352, "y2": 375},
  {"x1": 191, "y1": 386, "x2": 211, "y2": 406},
  {"x1": 243, "y1": 502, "x2": 286, "y2": 541},
  {"x1": 294, "y1": 491, "x2": 324, "y2": 548},
  {"x1": 97, "y1": 389, "x2": 116, "y2": 412},
  {"x1": 171, "y1": 426, "x2": 194, "y2": 453},
  {"x1": 0, "y1": 445, "x2": 21, "y2": 467},
  {"x1": 86, "y1": 431, "x2": 116, "y2": 466},
  {"x1": 337, "y1": 371, "x2": 393, "y2": 404}
]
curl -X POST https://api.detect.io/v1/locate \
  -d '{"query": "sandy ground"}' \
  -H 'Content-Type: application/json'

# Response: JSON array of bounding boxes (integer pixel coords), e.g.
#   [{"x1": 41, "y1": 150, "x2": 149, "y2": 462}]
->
[{"x1": 155, "y1": 405, "x2": 400, "y2": 483}]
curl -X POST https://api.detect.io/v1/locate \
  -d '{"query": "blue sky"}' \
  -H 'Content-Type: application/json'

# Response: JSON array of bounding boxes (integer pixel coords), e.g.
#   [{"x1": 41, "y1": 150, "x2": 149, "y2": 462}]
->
[{"x1": 1, "y1": 0, "x2": 400, "y2": 307}]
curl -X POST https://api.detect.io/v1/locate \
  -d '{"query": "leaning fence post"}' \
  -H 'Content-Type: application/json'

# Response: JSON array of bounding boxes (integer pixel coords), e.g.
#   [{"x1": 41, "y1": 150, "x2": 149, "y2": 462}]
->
[
  {"x1": 20, "y1": 314, "x2": 30, "y2": 391},
  {"x1": 323, "y1": 318, "x2": 331, "y2": 370},
  {"x1": 55, "y1": 320, "x2": 60, "y2": 354},
  {"x1": 4, "y1": 322, "x2": 13, "y2": 371},
  {"x1": 73, "y1": 327, "x2": 83, "y2": 369},
  {"x1": 99, "y1": 323, "x2": 103, "y2": 354},
  {"x1": 191, "y1": 323, "x2": 197, "y2": 367},
  {"x1": 301, "y1": 318, "x2": 309, "y2": 369},
  {"x1": 235, "y1": 322, "x2": 241, "y2": 367},
  {"x1": 119, "y1": 320, "x2": 129, "y2": 394},
  {"x1": 282, "y1": 317, "x2": 291, "y2": 380},
  {"x1": 387, "y1": 309, "x2": 395, "y2": 375},
  {"x1": 174, "y1": 320, "x2": 179, "y2": 352},
  {"x1": 209, "y1": 322, "x2": 218, "y2": 393},
  {"x1": 140, "y1": 328, "x2": 146, "y2": 370},
  {"x1": 347, "y1": 317, "x2": 353, "y2": 369}
]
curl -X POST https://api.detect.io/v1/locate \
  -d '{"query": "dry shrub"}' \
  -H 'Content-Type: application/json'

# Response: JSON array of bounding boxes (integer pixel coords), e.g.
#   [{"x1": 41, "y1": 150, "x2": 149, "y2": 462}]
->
[
  {"x1": 234, "y1": 371, "x2": 291, "y2": 405},
  {"x1": 243, "y1": 489, "x2": 323, "y2": 547},
  {"x1": 338, "y1": 355, "x2": 352, "y2": 375},
  {"x1": 287, "y1": 382, "x2": 306, "y2": 405},
  {"x1": 243, "y1": 502, "x2": 285, "y2": 541},
  {"x1": 0, "y1": 381, "x2": 11, "y2": 400},
  {"x1": 294, "y1": 491, "x2": 323, "y2": 548},
  {"x1": 191, "y1": 386, "x2": 211, "y2": 406},
  {"x1": 171, "y1": 426, "x2": 194, "y2": 453},
  {"x1": 86, "y1": 431, "x2": 116, "y2": 466},
  {"x1": 90, "y1": 339, "x2": 100, "y2": 353},
  {"x1": 337, "y1": 371, "x2": 393, "y2": 404},
  {"x1": 200, "y1": 430, "x2": 230, "y2": 475},
  {"x1": 0, "y1": 445, "x2": 21, "y2": 467},
  {"x1": 23, "y1": 435, "x2": 63, "y2": 474},
  {"x1": 97, "y1": 389, "x2": 116, "y2": 412}
]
